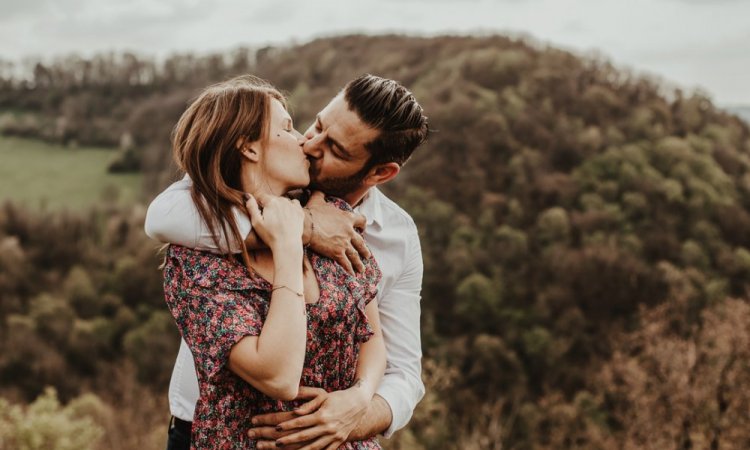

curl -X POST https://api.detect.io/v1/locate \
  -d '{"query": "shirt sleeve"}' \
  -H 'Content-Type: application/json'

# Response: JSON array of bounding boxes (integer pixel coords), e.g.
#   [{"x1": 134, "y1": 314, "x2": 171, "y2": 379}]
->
[
  {"x1": 375, "y1": 228, "x2": 425, "y2": 438},
  {"x1": 163, "y1": 249, "x2": 264, "y2": 381},
  {"x1": 144, "y1": 175, "x2": 252, "y2": 254}
]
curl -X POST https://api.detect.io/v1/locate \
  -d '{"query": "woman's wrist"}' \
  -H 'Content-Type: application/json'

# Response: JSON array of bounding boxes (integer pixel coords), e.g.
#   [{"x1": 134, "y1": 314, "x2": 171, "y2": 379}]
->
[
  {"x1": 348, "y1": 378, "x2": 374, "y2": 407},
  {"x1": 270, "y1": 239, "x2": 304, "y2": 257},
  {"x1": 302, "y1": 208, "x2": 314, "y2": 246}
]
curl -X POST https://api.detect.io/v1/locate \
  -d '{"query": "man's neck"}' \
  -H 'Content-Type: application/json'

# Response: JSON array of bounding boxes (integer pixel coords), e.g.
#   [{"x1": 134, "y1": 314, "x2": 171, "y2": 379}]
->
[{"x1": 343, "y1": 186, "x2": 373, "y2": 208}]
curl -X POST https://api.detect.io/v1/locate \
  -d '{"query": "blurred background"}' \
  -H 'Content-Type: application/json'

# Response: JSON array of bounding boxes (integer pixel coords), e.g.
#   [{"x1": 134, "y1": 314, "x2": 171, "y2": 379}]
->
[{"x1": 1, "y1": 1, "x2": 750, "y2": 449}]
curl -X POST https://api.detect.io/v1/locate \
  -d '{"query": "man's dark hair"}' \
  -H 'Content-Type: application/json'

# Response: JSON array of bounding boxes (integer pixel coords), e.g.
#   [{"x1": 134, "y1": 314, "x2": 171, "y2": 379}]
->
[{"x1": 344, "y1": 74, "x2": 429, "y2": 168}]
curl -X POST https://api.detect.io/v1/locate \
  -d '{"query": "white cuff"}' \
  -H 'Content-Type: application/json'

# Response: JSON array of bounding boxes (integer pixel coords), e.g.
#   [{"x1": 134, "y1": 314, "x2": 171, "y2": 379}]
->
[{"x1": 375, "y1": 375, "x2": 423, "y2": 438}]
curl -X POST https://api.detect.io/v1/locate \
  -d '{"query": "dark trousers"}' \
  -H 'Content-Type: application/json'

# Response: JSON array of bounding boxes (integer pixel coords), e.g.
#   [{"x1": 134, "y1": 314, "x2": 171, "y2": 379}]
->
[{"x1": 166, "y1": 416, "x2": 192, "y2": 450}]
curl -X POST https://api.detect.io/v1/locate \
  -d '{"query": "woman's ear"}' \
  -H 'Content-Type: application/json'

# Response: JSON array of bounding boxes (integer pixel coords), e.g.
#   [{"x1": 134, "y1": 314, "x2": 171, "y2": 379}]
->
[{"x1": 236, "y1": 137, "x2": 260, "y2": 162}]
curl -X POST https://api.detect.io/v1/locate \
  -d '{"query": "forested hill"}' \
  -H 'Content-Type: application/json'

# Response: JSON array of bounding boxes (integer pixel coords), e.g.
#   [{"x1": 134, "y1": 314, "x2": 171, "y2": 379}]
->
[{"x1": 2, "y1": 35, "x2": 750, "y2": 448}]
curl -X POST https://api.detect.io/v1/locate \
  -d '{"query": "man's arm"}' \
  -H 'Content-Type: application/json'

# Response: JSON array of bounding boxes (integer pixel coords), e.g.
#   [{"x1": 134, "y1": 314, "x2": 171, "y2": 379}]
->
[
  {"x1": 144, "y1": 176, "x2": 250, "y2": 253},
  {"x1": 363, "y1": 227, "x2": 425, "y2": 437},
  {"x1": 145, "y1": 182, "x2": 369, "y2": 271},
  {"x1": 348, "y1": 394, "x2": 393, "y2": 440}
]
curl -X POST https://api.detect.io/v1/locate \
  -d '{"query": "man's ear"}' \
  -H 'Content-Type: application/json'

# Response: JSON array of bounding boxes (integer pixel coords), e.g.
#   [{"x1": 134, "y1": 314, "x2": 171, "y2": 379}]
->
[
  {"x1": 236, "y1": 137, "x2": 260, "y2": 162},
  {"x1": 364, "y1": 162, "x2": 400, "y2": 187}
]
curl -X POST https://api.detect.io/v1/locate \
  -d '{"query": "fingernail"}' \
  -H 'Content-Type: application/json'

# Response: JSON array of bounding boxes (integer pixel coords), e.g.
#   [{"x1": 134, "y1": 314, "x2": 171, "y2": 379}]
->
[
  {"x1": 251, "y1": 418, "x2": 258, "y2": 425},
  {"x1": 247, "y1": 430, "x2": 255, "y2": 438},
  {"x1": 244, "y1": 193, "x2": 251, "y2": 202}
]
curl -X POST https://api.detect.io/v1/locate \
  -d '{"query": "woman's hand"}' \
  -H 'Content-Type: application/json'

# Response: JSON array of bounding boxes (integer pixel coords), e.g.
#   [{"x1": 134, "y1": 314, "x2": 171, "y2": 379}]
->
[{"x1": 246, "y1": 192, "x2": 305, "y2": 253}]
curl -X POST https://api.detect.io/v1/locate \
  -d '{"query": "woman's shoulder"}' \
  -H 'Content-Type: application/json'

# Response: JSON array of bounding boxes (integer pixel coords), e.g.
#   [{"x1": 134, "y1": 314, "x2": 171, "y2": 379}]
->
[{"x1": 165, "y1": 245, "x2": 256, "y2": 291}]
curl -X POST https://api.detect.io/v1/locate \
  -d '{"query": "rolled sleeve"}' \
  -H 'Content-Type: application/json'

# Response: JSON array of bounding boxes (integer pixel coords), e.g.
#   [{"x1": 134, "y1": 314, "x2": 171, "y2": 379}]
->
[{"x1": 375, "y1": 230, "x2": 425, "y2": 437}]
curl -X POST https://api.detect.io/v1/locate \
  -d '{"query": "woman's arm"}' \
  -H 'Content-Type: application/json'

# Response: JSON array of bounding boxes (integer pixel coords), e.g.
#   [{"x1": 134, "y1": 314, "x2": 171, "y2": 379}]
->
[
  {"x1": 228, "y1": 194, "x2": 307, "y2": 400},
  {"x1": 228, "y1": 246, "x2": 306, "y2": 400},
  {"x1": 350, "y1": 300, "x2": 387, "y2": 406}
]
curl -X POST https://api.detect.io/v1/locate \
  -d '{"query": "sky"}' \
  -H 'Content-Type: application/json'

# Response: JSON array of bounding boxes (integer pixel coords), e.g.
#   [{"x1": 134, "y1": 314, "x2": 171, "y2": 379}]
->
[{"x1": 1, "y1": 0, "x2": 748, "y2": 105}]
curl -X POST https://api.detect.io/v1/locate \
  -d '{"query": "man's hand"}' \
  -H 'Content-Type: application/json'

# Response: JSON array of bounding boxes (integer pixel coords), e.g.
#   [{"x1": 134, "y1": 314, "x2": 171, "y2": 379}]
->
[
  {"x1": 305, "y1": 191, "x2": 370, "y2": 274},
  {"x1": 250, "y1": 386, "x2": 370, "y2": 450}
]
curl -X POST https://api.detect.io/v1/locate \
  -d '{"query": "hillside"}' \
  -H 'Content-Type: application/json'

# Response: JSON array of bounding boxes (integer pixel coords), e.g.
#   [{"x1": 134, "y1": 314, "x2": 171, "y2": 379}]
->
[
  {"x1": 728, "y1": 105, "x2": 750, "y2": 124},
  {"x1": 1, "y1": 35, "x2": 750, "y2": 449}
]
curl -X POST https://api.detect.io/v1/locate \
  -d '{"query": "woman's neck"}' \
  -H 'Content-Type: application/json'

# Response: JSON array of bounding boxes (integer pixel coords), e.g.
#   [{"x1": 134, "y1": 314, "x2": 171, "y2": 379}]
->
[{"x1": 241, "y1": 166, "x2": 287, "y2": 198}]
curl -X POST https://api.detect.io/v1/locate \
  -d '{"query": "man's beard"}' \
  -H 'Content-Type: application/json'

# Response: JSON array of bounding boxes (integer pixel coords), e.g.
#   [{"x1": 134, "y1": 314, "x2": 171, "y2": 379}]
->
[{"x1": 308, "y1": 160, "x2": 370, "y2": 200}]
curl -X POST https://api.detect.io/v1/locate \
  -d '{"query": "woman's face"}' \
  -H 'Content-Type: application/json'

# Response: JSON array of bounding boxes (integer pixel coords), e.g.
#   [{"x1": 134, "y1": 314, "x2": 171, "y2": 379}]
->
[{"x1": 259, "y1": 99, "x2": 309, "y2": 192}]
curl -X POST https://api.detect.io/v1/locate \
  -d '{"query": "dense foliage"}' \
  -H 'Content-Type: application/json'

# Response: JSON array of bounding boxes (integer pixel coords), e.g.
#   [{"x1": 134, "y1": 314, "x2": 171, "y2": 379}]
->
[{"x1": 2, "y1": 35, "x2": 750, "y2": 449}]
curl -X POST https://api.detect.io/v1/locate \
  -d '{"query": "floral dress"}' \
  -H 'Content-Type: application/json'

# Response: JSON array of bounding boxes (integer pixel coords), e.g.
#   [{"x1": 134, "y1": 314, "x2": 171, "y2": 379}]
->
[{"x1": 162, "y1": 201, "x2": 382, "y2": 450}]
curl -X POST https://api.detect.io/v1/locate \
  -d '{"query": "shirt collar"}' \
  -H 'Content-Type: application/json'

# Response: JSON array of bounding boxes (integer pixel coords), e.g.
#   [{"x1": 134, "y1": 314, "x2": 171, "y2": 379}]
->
[{"x1": 355, "y1": 187, "x2": 384, "y2": 229}]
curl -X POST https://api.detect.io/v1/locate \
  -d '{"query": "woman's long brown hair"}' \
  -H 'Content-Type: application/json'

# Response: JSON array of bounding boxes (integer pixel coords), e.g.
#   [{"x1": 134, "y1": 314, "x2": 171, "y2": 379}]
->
[{"x1": 172, "y1": 75, "x2": 285, "y2": 266}]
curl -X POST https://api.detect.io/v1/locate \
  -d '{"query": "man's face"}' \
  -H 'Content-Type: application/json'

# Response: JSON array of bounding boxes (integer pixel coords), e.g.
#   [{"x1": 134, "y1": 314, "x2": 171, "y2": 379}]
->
[{"x1": 303, "y1": 94, "x2": 379, "y2": 198}]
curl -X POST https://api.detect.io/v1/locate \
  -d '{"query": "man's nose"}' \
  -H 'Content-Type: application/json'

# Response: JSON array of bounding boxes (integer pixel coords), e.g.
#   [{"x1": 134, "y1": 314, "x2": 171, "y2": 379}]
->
[{"x1": 303, "y1": 134, "x2": 323, "y2": 158}]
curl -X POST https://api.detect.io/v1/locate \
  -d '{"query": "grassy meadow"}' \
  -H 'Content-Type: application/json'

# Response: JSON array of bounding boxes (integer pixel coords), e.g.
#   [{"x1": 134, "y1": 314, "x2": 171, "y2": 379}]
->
[{"x1": 0, "y1": 136, "x2": 143, "y2": 209}]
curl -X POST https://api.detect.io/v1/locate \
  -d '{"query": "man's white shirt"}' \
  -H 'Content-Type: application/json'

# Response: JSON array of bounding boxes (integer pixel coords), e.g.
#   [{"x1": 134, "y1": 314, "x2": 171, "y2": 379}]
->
[{"x1": 144, "y1": 177, "x2": 425, "y2": 437}]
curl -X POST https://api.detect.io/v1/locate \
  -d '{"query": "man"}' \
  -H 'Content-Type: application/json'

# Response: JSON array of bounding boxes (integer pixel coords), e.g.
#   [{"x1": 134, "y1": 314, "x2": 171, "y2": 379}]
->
[{"x1": 145, "y1": 74, "x2": 428, "y2": 449}]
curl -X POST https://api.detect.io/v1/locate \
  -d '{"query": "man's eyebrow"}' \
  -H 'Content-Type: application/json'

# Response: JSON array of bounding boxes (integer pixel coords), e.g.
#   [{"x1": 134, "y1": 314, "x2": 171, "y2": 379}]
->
[{"x1": 317, "y1": 115, "x2": 351, "y2": 158}]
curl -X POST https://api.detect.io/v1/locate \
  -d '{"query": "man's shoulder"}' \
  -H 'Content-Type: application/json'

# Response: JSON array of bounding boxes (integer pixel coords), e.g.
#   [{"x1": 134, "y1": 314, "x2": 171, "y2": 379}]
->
[{"x1": 370, "y1": 188, "x2": 417, "y2": 232}]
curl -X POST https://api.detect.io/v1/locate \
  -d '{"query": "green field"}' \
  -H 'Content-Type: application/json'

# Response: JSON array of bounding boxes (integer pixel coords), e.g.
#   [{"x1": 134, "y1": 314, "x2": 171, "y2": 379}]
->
[{"x1": 0, "y1": 136, "x2": 143, "y2": 210}]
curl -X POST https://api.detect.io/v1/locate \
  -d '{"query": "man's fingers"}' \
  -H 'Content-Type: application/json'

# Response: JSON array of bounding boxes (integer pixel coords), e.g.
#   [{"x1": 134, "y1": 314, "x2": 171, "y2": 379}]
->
[
  {"x1": 352, "y1": 212, "x2": 367, "y2": 231},
  {"x1": 351, "y1": 234, "x2": 371, "y2": 260},
  {"x1": 347, "y1": 247, "x2": 365, "y2": 274},
  {"x1": 251, "y1": 410, "x2": 297, "y2": 426},
  {"x1": 336, "y1": 252, "x2": 355, "y2": 275}
]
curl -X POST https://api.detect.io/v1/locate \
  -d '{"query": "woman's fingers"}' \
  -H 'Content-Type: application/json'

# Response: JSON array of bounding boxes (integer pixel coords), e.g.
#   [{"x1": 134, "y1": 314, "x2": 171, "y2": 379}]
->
[
  {"x1": 245, "y1": 194, "x2": 263, "y2": 224},
  {"x1": 295, "y1": 386, "x2": 327, "y2": 399},
  {"x1": 254, "y1": 191, "x2": 273, "y2": 207},
  {"x1": 294, "y1": 394, "x2": 326, "y2": 415}
]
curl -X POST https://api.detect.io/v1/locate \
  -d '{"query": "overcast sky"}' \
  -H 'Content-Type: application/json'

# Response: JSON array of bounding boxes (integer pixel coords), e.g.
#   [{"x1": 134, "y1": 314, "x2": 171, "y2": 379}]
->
[{"x1": 1, "y1": 0, "x2": 748, "y2": 105}]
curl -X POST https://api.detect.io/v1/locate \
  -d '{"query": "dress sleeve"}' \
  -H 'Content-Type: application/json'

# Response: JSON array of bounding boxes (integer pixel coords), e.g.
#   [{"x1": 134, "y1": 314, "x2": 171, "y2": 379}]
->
[
  {"x1": 361, "y1": 254, "x2": 381, "y2": 307},
  {"x1": 163, "y1": 246, "x2": 264, "y2": 381},
  {"x1": 352, "y1": 251, "x2": 381, "y2": 343}
]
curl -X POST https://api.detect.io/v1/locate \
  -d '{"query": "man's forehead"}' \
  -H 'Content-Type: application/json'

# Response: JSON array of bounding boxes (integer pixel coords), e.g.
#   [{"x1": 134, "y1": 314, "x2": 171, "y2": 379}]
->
[{"x1": 319, "y1": 94, "x2": 378, "y2": 151}]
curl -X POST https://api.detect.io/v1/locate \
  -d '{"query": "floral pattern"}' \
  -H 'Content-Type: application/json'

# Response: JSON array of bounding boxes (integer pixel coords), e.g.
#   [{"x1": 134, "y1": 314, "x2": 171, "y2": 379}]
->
[{"x1": 163, "y1": 200, "x2": 382, "y2": 449}]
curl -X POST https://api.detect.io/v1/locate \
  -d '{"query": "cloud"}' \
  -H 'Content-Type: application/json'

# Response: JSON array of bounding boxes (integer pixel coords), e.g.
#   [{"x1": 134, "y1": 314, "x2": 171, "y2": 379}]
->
[{"x1": 0, "y1": 0, "x2": 58, "y2": 22}]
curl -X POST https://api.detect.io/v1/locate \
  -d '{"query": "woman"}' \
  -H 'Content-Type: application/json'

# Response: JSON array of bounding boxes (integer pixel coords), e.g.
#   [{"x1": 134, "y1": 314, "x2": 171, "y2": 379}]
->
[{"x1": 162, "y1": 75, "x2": 385, "y2": 449}]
